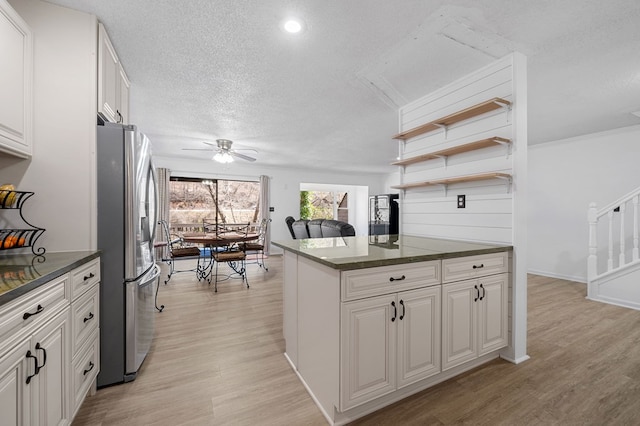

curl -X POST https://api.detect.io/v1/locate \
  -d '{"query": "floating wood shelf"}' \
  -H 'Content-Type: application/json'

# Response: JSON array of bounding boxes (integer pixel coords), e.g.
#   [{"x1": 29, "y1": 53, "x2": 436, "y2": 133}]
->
[
  {"x1": 391, "y1": 172, "x2": 512, "y2": 191},
  {"x1": 391, "y1": 137, "x2": 511, "y2": 166},
  {"x1": 392, "y1": 98, "x2": 512, "y2": 141}
]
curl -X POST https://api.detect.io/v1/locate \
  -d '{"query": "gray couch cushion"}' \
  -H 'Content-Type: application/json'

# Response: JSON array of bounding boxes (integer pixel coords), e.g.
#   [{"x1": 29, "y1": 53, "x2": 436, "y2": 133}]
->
[
  {"x1": 320, "y1": 219, "x2": 355, "y2": 237},
  {"x1": 291, "y1": 219, "x2": 310, "y2": 239},
  {"x1": 307, "y1": 219, "x2": 325, "y2": 238}
]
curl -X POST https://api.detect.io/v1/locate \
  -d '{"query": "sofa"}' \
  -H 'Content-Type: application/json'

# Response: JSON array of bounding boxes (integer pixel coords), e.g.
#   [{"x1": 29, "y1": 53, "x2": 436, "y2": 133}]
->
[{"x1": 285, "y1": 217, "x2": 356, "y2": 239}]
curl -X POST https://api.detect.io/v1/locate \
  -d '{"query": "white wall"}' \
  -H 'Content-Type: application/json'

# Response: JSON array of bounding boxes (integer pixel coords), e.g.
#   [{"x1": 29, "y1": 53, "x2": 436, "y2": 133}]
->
[
  {"x1": 152, "y1": 156, "x2": 387, "y2": 254},
  {"x1": 528, "y1": 124, "x2": 640, "y2": 282},
  {"x1": 0, "y1": 0, "x2": 96, "y2": 251}
]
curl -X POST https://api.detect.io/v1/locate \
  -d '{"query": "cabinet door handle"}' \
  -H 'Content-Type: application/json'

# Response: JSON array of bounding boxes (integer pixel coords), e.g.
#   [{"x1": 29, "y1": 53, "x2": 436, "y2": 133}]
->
[
  {"x1": 474, "y1": 285, "x2": 479, "y2": 302},
  {"x1": 472, "y1": 264, "x2": 484, "y2": 269},
  {"x1": 389, "y1": 275, "x2": 406, "y2": 282},
  {"x1": 480, "y1": 283, "x2": 485, "y2": 300},
  {"x1": 83, "y1": 361, "x2": 95, "y2": 376},
  {"x1": 23, "y1": 304, "x2": 44, "y2": 320},
  {"x1": 35, "y1": 342, "x2": 47, "y2": 374},
  {"x1": 25, "y1": 350, "x2": 37, "y2": 384},
  {"x1": 391, "y1": 301, "x2": 397, "y2": 322},
  {"x1": 83, "y1": 272, "x2": 95, "y2": 281},
  {"x1": 399, "y1": 300, "x2": 405, "y2": 320},
  {"x1": 84, "y1": 312, "x2": 95, "y2": 323}
]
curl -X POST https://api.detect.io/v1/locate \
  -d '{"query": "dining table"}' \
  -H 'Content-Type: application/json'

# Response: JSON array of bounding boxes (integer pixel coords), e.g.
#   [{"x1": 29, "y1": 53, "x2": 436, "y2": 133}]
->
[{"x1": 181, "y1": 232, "x2": 259, "y2": 282}]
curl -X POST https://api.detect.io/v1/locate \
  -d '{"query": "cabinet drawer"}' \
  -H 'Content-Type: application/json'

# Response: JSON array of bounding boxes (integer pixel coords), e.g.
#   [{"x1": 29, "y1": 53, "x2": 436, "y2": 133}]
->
[
  {"x1": 342, "y1": 260, "x2": 440, "y2": 301},
  {"x1": 71, "y1": 284, "x2": 99, "y2": 354},
  {"x1": 0, "y1": 274, "x2": 69, "y2": 351},
  {"x1": 442, "y1": 252, "x2": 508, "y2": 283},
  {"x1": 71, "y1": 328, "x2": 99, "y2": 415},
  {"x1": 70, "y1": 258, "x2": 100, "y2": 300}
]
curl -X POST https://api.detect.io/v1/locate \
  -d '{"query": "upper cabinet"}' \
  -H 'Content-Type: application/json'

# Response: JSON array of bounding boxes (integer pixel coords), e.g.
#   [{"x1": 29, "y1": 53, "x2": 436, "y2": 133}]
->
[
  {"x1": 98, "y1": 23, "x2": 129, "y2": 124},
  {"x1": 0, "y1": 0, "x2": 32, "y2": 158}
]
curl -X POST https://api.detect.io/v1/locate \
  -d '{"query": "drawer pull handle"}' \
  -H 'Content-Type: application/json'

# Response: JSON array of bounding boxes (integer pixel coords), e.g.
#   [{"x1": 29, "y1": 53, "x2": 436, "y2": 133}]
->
[
  {"x1": 399, "y1": 299, "x2": 405, "y2": 320},
  {"x1": 23, "y1": 304, "x2": 44, "y2": 320},
  {"x1": 83, "y1": 272, "x2": 95, "y2": 281},
  {"x1": 35, "y1": 343, "x2": 47, "y2": 374},
  {"x1": 25, "y1": 350, "x2": 37, "y2": 384},
  {"x1": 480, "y1": 283, "x2": 485, "y2": 300},
  {"x1": 83, "y1": 361, "x2": 95, "y2": 376},
  {"x1": 391, "y1": 301, "x2": 397, "y2": 322},
  {"x1": 389, "y1": 275, "x2": 406, "y2": 282},
  {"x1": 472, "y1": 264, "x2": 484, "y2": 269},
  {"x1": 474, "y1": 285, "x2": 479, "y2": 302},
  {"x1": 84, "y1": 312, "x2": 94, "y2": 323}
]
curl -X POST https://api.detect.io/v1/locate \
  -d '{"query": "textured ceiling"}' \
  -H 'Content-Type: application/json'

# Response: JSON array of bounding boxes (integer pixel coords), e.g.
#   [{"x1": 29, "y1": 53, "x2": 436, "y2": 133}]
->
[{"x1": 45, "y1": 0, "x2": 640, "y2": 174}]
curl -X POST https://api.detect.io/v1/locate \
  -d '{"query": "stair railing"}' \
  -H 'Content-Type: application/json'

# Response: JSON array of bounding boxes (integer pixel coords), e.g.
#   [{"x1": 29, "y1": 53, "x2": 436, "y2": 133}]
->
[{"x1": 588, "y1": 187, "x2": 640, "y2": 287}]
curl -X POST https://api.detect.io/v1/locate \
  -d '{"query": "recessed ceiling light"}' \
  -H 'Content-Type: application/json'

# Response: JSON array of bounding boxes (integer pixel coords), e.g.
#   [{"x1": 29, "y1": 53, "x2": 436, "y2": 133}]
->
[{"x1": 283, "y1": 18, "x2": 303, "y2": 33}]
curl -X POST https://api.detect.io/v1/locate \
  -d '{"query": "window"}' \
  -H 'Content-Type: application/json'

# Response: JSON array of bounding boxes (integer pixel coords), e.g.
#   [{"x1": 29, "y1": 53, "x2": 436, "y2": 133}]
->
[
  {"x1": 169, "y1": 177, "x2": 260, "y2": 232},
  {"x1": 300, "y1": 190, "x2": 348, "y2": 221}
]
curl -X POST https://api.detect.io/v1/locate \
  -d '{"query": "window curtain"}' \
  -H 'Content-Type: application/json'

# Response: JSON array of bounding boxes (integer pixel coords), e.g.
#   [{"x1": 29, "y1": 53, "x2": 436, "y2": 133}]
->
[
  {"x1": 259, "y1": 175, "x2": 270, "y2": 254},
  {"x1": 156, "y1": 167, "x2": 171, "y2": 259}
]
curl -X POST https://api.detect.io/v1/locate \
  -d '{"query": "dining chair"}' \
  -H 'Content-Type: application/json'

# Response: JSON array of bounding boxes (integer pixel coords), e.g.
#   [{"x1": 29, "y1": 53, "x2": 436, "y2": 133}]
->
[
  {"x1": 157, "y1": 219, "x2": 202, "y2": 284},
  {"x1": 211, "y1": 222, "x2": 250, "y2": 292},
  {"x1": 242, "y1": 218, "x2": 271, "y2": 271}
]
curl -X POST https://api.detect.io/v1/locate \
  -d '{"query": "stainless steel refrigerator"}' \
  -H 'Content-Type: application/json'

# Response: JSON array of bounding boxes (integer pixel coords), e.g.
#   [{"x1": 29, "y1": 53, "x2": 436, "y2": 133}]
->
[{"x1": 96, "y1": 122, "x2": 160, "y2": 387}]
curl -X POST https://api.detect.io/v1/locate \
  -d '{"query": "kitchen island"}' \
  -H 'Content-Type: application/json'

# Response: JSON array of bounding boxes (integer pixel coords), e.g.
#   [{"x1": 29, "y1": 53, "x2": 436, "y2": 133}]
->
[{"x1": 273, "y1": 235, "x2": 512, "y2": 425}]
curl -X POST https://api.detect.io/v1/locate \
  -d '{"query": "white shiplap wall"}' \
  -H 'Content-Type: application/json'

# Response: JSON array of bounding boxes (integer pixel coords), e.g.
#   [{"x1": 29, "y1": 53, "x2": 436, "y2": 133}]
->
[
  {"x1": 394, "y1": 53, "x2": 528, "y2": 363},
  {"x1": 398, "y1": 58, "x2": 514, "y2": 243}
]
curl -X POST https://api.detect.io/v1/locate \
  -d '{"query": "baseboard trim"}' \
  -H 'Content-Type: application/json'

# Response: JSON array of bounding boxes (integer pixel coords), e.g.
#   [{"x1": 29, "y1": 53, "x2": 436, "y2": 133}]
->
[
  {"x1": 586, "y1": 295, "x2": 640, "y2": 311},
  {"x1": 527, "y1": 269, "x2": 586, "y2": 283},
  {"x1": 500, "y1": 354, "x2": 530, "y2": 364}
]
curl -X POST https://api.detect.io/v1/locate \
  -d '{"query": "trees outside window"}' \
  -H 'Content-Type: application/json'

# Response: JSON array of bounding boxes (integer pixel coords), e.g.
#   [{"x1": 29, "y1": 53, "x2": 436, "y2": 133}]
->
[
  {"x1": 300, "y1": 191, "x2": 348, "y2": 221},
  {"x1": 169, "y1": 177, "x2": 260, "y2": 231}
]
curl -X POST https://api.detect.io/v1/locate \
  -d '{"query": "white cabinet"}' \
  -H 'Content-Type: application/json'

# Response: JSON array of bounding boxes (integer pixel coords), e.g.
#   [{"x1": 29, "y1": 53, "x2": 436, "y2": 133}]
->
[
  {"x1": 118, "y1": 66, "x2": 130, "y2": 125},
  {"x1": 340, "y1": 285, "x2": 440, "y2": 411},
  {"x1": 98, "y1": 23, "x2": 129, "y2": 124},
  {"x1": 341, "y1": 294, "x2": 396, "y2": 410},
  {"x1": 397, "y1": 287, "x2": 441, "y2": 388},
  {"x1": 0, "y1": 0, "x2": 33, "y2": 158},
  {"x1": 30, "y1": 308, "x2": 70, "y2": 426},
  {"x1": 0, "y1": 339, "x2": 31, "y2": 425},
  {"x1": 0, "y1": 255, "x2": 100, "y2": 425},
  {"x1": 442, "y1": 273, "x2": 508, "y2": 371},
  {"x1": 68, "y1": 258, "x2": 100, "y2": 419},
  {"x1": 0, "y1": 274, "x2": 71, "y2": 426}
]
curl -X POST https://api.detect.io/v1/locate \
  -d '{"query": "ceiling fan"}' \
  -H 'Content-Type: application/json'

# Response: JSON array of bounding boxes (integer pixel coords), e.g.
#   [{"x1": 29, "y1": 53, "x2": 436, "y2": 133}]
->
[{"x1": 182, "y1": 139, "x2": 257, "y2": 163}]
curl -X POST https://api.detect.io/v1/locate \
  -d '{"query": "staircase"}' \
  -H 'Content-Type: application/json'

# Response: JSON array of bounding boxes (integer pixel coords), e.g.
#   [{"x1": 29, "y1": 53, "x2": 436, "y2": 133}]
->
[{"x1": 588, "y1": 187, "x2": 640, "y2": 310}]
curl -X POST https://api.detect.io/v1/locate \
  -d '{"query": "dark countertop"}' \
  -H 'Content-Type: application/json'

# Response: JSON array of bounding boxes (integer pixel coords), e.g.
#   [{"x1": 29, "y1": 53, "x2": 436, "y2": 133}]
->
[
  {"x1": 0, "y1": 251, "x2": 101, "y2": 306},
  {"x1": 272, "y1": 235, "x2": 512, "y2": 271}
]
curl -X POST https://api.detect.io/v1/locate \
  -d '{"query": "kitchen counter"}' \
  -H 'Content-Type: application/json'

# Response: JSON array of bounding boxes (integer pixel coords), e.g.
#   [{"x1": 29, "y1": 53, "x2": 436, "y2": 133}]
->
[
  {"x1": 272, "y1": 234, "x2": 512, "y2": 271},
  {"x1": 0, "y1": 250, "x2": 100, "y2": 306}
]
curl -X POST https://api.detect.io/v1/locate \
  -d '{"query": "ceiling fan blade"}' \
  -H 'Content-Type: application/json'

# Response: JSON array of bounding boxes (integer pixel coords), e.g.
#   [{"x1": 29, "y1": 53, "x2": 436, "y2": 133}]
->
[
  {"x1": 230, "y1": 151, "x2": 256, "y2": 162},
  {"x1": 233, "y1": 148, "x2": 259, "y2": 154},
  {"x1": 182, "y1": 148, "x2": 214, "y2": 151}
]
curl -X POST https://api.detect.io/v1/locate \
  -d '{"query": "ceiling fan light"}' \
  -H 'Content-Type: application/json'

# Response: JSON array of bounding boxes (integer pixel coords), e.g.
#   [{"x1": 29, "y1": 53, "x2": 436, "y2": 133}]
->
[{"x1": 214, "y1": 152, "x2": 234, "y2": 163}]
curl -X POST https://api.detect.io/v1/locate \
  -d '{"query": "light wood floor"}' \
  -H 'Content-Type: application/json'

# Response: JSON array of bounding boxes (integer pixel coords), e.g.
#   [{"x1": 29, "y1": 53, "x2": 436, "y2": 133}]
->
[{"x1": 73, "y1": 259, "x2": 640, "y2": 425}]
